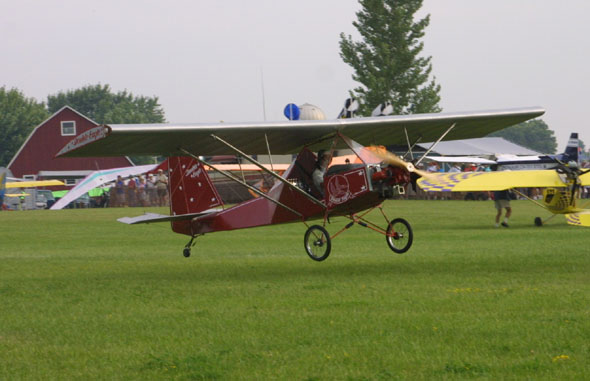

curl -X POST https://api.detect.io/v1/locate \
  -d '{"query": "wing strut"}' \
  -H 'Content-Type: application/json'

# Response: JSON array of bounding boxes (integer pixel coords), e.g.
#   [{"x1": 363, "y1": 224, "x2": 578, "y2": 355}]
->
[
  {"x1": 178, "y1": 147, "x2": 304, "y2": 218},
  {"x1": 511, "y1": 188, "x2": 551, "y2": 210},
  {"x1": 264, "y1": 133, "x2": 274, "y2": 172},
  {"x1": 209, "y1": 134, "x2": 326, "y2": 209},
  {"x1": 403, "y1": 128, "x2": 422, "y2": 161},
  {"x1": 415, "y1": 123, "x2": 456, "y2": 166}
]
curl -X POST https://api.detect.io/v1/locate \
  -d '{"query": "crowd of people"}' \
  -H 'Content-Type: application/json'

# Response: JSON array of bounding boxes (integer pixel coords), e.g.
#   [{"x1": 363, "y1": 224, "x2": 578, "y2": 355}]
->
[
  {"x1": 424, "y1": 161, "x2": 490, "y2": 173},
  {"x1": 107, "y1": 169, "x2": 169, "y2": 207}
]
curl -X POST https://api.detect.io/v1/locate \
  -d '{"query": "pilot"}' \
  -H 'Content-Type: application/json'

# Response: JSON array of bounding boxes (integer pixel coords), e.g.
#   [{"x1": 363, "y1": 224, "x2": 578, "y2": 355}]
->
[{"x1": 312, "y1": 149, "x2": 331, "y2": 197}]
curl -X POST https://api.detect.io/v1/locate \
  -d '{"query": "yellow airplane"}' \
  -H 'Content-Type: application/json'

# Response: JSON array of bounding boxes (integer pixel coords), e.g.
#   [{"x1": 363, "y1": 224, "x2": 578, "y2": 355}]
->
[
  {"x1": 5, "y1": 179, "x2": 64, "y2": 188},
  {"x1": 1, "y1": 173, "x2": 63, "y2": 209},
  {"x1": 415, "y1": 162, "x2": 590, "y2": 227}
]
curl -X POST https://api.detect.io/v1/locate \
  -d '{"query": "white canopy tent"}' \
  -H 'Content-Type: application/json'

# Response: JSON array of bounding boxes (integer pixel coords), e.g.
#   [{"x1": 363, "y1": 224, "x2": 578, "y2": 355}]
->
[{"x1": 418, "y1": 137, "x2": 542, "y2": 157}]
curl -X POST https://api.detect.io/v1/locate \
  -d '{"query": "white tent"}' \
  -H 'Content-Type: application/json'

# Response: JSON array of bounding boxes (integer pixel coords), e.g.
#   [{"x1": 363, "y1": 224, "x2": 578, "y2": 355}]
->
[{"x1": 418, "y1": 137, "x2": 542, "y2": 157}]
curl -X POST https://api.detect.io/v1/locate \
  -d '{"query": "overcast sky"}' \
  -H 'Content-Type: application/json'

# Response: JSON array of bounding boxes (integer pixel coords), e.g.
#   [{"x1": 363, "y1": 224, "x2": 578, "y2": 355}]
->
[{"x1": 2, "y1": 0, "x2": 589, "y2": 151}]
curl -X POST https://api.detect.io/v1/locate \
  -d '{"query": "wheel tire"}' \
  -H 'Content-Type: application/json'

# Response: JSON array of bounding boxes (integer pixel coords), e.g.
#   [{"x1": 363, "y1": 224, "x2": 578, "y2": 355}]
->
[
  {"x1": 304, "y1": 225, "x2": 331, "y2": 261},
  {"x1": 386, "y1": 218, "x2": 413, "y2": 254},
  {"x1": 534, "y1": 217, "x2": 543, "y2": 227},
  {"x1": 183, "y1": 247, "x2": 191, "y2": 257}
]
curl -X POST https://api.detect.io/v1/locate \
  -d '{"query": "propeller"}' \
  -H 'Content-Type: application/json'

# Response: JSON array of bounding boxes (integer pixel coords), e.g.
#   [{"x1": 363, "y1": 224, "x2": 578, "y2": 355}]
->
[{"x1": 370, "y1": 147, "x2": 434, "y2": 179}]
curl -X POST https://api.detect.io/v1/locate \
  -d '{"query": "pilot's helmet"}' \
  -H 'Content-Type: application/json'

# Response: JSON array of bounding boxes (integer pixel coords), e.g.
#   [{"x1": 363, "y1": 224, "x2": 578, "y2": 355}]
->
[{"x1": 568, "y1": 160, "x2": 578, "y2": 169}]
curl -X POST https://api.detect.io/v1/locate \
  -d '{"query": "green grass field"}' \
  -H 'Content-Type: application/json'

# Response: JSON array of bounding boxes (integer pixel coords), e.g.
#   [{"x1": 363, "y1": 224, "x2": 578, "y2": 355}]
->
[{"x1": 1, "y1": 200, "x2": 589, "y2": 380}]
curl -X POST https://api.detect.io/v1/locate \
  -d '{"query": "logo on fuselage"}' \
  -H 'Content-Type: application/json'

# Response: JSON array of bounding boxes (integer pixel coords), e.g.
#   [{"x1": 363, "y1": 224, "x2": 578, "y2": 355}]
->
[{"x1": 327, "y1": 175, "x2": 351, "y2": 204}]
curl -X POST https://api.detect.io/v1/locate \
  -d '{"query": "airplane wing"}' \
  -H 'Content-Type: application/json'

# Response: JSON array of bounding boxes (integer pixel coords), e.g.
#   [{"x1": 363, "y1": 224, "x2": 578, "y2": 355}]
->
[
  {"x1": 6, "y1": 180, "x2": 65, "y2": 188},
  {"x1": 57, "y1": 107, "x2": 544, "y2": 157},
  {"x1": 50, "y1": 164, "x2": 158, "y2": 210},
  {"x1": 417, "y1": 170, "x2": 567, "y2": 192},
  {"x1": 206, "y1": 163, "x2": 291, "y2": 172},
  {"x1": 581, "y1": 170, "x2": 590, "y2": 186},
  {"x1": 425, "y1": 156, "x2": 497, "y2": 164}
]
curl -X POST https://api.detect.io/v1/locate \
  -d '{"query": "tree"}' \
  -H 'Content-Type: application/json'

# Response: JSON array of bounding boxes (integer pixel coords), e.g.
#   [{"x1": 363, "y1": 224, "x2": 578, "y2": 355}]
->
[
  {"x1": 488, "y1": 119, "x2": 557, "y2": 154},
  {"x1": 47, "y1": 84, "x2": 166, "y2": 124},
  {"x1": 339, "y1": 0, "x2": 441, "y2": 116},
  {"x1": 47, "y1": 84, "x2": 166, "y2": 164},
  {"x1": 0, "y1": 87, "x2": 49, "y2": 167}
]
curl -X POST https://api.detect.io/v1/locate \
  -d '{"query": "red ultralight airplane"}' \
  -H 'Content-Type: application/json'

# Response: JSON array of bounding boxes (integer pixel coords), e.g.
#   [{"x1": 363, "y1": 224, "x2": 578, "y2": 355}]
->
[{"x1": 57, "y1": 107, "x2": 544, "y2": 260}]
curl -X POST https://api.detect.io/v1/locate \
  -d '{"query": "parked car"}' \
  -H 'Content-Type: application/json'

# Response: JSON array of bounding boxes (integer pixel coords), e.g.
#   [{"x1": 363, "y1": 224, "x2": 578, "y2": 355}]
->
[
  {"x1": 73, "y1": 193, "x2": 90, "y2": 208},
  {"x1": 36, "y1": 190, "x2": 56, "y2": 209}
]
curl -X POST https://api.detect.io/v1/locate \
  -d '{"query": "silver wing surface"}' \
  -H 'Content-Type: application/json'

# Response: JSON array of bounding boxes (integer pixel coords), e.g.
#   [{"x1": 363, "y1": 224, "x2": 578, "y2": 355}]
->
[{"x1": 57, "y1": 107, "x2": 544, "y2": 157}]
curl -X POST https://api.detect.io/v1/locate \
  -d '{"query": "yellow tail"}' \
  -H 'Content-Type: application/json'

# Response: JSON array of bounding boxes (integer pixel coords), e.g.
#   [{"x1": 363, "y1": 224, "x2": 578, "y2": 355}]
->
[{"x1": 565, "y1": 212, "x2": 590, "y2": 227}]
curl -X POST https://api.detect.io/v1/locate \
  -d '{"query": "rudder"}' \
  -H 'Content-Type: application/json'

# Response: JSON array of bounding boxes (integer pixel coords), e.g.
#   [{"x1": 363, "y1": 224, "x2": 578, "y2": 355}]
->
[
  {"x1": 168, "y1": 156, "x2": 223, "y2": 216},
  {"x1": 563, "y1": 133, "x2": 579, "y2": 163}
]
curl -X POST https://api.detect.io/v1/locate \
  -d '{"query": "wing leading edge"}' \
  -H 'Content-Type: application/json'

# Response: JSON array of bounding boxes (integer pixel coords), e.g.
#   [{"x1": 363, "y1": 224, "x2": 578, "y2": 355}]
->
[
  {"x1": 417, "y1": 170, "x2": 568, "y2": 192},
  {"x1": 57, "y1": 107, "x2": 544, "y2": 157}
]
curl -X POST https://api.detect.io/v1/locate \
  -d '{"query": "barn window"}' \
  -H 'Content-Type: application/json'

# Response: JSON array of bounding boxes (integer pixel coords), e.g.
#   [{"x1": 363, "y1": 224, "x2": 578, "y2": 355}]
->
[{"x1": 61, "y1": 121, "x2": 76, "y2": 136}]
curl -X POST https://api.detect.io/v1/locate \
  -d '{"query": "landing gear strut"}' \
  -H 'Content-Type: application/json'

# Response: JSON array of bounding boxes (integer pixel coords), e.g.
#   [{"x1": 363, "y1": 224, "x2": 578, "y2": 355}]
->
[{"x1": 302, "y1": 205, "x2": 414, "y2": 261}]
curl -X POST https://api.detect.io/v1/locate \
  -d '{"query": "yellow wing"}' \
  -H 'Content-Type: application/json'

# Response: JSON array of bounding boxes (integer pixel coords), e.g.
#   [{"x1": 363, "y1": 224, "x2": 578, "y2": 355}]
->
[
  {"x1": 565, "y1": 211, "x2": 590, "y2": 227},
  {"x1": 581, "y1": 171, "x2": 590, "y2": 186},
  {"x1": 6, "y1": 180, "x2": 64, "y2": 188},
  {"x1": 417, "y1": 170, "x2": 567, "y2": 192}
]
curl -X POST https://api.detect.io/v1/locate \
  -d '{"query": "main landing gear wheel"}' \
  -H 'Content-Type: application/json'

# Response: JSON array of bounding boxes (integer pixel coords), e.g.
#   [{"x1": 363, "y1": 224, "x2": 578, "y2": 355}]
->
[
  {"x1": 386, "y1": 218, "x2": 413, "y2": 254},
  {"x1": 304, "y1": 225, "x2": 331, "y2": 261},
  {"x1": 534, "y1": 217, "x2": 543, "y2": 227},
  {"x1": 183, "y1": 247, "x2": 191, "y2": 258}
]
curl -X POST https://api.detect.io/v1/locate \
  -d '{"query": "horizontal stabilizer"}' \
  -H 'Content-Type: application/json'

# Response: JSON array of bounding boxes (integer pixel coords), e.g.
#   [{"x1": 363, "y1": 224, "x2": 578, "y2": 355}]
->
[
  {"x1": 117, "y1": 208, "x2": 221, "y2": 225},
  {"x1": 565, "y1": 211, "x2": 590, "y2": 227}
]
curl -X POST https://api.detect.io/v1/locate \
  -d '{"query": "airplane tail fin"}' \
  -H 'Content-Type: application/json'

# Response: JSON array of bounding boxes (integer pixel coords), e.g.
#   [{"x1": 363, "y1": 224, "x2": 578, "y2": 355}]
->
[
  {"x1": 168, "y1": 156, "x2": 223, "y2": 216},
  {"x1": 560, "y1": 133, "x2": 579, "y2": 163}
]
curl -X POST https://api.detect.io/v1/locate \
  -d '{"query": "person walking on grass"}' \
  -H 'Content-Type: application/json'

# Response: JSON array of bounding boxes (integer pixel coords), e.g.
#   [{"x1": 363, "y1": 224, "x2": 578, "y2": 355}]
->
[{"x1": 493, "y1": 189, "x2": 512, "y2": 227}]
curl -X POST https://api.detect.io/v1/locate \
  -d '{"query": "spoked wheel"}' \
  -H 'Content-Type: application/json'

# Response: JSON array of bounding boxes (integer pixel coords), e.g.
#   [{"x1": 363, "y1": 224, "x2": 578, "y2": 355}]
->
[
  {"x1": 386, "y1": 218, "x2": 413, "y2": 254},
  {"x1": 304, "y1": 225, "x2": 331, "y2": 261}
]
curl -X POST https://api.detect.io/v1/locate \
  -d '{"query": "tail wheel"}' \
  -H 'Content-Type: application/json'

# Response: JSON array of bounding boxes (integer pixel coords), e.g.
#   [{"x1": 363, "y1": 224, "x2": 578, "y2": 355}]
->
[
  {"x1": 534, "y1": 217, "x2": 543, "y2": 226},
  {"x1": 386, "y1": 218, "x2": 413, "y2": 254},
  {"x1": 304, "y1": 225, "x2": 331, "y2": 261}
]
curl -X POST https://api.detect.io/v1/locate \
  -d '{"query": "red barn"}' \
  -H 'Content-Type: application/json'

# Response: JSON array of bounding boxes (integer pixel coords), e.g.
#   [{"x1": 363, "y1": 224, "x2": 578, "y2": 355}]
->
[{"x1": 8, "y1": 106, "x2": 132, "y2": 188}]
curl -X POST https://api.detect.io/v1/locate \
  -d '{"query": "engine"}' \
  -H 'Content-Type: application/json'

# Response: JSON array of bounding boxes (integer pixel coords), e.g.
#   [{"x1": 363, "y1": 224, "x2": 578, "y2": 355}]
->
[{"x1": 371, "y1": 164, "x2": 411, "y2": 198}]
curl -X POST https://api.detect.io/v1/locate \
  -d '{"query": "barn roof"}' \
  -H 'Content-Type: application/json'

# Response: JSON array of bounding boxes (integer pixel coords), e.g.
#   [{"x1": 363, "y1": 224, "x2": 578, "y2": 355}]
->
[{"x1": 7, "y1": 106, "x2": 100, "y2": 168}]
